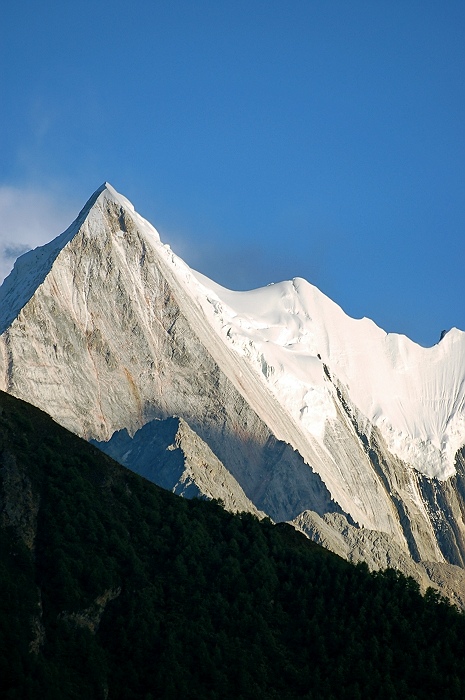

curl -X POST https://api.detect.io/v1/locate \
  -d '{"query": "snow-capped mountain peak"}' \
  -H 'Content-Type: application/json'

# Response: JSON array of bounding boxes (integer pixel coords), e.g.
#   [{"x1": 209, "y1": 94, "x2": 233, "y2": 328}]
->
[
  {"x1": 3, "y1": 182, "x2": 464, "y2": 483},
  {"x1": 2, "y1": 183, "x2": 465, "y2": 601}
]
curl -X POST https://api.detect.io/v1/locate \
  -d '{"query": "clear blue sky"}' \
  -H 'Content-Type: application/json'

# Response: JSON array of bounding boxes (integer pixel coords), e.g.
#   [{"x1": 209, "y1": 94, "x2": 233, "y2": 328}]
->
[{"x1": 1, "y1": 0, "x2": 464, "y2": 346}]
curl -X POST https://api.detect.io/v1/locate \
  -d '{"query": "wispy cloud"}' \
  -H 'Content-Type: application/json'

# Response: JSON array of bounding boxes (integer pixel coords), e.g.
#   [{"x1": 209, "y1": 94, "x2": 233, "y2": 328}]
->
[{"x1": 0, "y1": 185, "x2": 78, "y2": 285}]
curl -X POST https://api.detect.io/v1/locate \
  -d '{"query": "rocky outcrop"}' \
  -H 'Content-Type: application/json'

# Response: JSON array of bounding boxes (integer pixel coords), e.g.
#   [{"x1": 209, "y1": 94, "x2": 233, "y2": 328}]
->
[
  {"x1": 59, "y1": 588, "x2": 121, "y2": 634},
  {"x1": 292, "y1": 509, "x2": 465, "y2": 608},
  {"x1": 94, "y1": 416, "x2": 266, "y2": 517}
]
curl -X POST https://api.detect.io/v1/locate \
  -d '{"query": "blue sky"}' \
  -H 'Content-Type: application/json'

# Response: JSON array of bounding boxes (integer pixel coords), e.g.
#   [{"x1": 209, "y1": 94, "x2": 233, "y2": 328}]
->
[{"x1": 1, "y1": 1, "x2": 464, "y2": 347}]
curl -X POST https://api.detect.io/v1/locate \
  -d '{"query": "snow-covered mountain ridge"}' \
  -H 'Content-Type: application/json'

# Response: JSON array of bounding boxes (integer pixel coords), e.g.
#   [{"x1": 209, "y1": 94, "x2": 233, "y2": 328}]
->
[
  {"x1": 184, "y1": 270, "x2": 465, "y2": 481},
  {"x1": 2, "y1": 183, "x2": 465, "y2": 601}
]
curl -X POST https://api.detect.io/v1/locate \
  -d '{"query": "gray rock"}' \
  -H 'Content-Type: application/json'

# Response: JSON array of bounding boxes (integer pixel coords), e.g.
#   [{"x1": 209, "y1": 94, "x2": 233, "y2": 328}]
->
[{"x1": 93, "y1": 416, "x2": 265, "y2": 517}]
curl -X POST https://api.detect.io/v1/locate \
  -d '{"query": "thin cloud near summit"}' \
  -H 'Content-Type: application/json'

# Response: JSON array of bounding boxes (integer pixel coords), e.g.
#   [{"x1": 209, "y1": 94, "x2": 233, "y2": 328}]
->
[{"x1": 0, "y1": 184, "x2": 78, "y2": 285}]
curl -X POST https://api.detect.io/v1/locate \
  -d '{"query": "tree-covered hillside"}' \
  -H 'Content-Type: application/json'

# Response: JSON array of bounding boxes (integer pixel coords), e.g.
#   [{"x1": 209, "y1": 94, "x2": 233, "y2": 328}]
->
[{"x1": 1, "y1": 390, "x2": 465, "y2": 699}]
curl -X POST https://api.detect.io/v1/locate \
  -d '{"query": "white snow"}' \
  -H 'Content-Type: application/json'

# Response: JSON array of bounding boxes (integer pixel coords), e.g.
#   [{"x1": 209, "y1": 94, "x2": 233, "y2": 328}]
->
[
  {"x1": 184, "y1": 272, "x2": 465, "y2": 479},
  {"x1": 149, "y1": 210, "x2": 465, "y2": 482}
]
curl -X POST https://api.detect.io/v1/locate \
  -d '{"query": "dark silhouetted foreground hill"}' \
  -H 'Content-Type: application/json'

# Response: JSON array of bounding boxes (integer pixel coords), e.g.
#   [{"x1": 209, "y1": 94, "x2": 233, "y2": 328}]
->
[{"x1": 1, "y1": 390, "x2": 465, "y2": 700}]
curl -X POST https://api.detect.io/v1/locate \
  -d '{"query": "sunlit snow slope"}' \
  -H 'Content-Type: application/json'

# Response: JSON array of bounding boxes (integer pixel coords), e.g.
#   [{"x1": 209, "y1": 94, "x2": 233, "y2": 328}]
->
[{"x1": 188, "y1": 273, "x2": 465, "y2": 481}]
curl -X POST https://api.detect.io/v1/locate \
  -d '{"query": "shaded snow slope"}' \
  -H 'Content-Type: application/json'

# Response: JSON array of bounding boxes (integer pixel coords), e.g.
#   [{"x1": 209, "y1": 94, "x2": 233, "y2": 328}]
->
[{"x1": 0, "y1": 183, "x2": 155, "y2": 334}]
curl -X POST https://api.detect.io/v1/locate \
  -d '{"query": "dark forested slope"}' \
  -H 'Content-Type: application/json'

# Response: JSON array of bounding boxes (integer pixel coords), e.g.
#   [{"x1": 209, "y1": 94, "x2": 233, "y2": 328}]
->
[{"x1": 1, "y1": 390, "x2": 465, "y2": 700}]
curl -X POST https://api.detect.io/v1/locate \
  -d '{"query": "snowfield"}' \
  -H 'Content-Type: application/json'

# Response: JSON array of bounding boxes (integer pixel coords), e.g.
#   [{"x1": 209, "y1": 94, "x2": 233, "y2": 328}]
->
[{"x1": 151, "y1": 212, "x2": 465, "y2": 482}]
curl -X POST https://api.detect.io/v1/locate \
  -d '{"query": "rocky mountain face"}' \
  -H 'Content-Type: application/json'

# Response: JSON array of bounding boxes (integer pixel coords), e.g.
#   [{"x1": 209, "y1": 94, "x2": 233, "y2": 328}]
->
[
  {"x1": 1, "y1": 182, "x2": 465, "y2": 602},
  {"x1": 92, "y1": 416, "x2": 265, "y2": 518}
]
